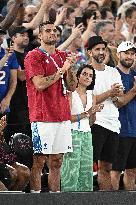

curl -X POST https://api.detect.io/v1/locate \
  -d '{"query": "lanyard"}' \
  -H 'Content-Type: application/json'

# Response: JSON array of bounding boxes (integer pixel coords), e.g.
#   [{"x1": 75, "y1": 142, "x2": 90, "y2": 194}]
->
[{"x1": 39, "y1": 47, "x2": 67, "y2": 96}]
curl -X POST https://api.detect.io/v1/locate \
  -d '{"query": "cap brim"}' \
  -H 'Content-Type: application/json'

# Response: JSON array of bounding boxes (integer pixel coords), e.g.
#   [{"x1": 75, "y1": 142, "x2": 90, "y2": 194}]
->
[
  {"x1": 9, "y1": 28, "x2": 33, "y2": 38},
  {"x1": 19, "y1": 28, "x2": 33, "y2": 37},
  {"x1": 117, "y1": 46, "x2": 136, "y2": 53}
]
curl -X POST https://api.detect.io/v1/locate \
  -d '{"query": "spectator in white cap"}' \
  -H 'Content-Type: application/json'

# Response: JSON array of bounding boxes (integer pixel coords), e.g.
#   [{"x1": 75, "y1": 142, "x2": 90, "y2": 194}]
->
[
  {"x1": 111, "y1": 41, "x2": 136, "y2": 191},
  {"x1": 117, "y1": 41, "x2": 136, "y2": 53}
]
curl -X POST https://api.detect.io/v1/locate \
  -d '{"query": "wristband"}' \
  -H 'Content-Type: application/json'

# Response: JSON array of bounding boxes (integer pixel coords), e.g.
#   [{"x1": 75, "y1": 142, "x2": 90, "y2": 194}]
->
[{"x1": 77, "y1": 114, "x2": 80, "y2": 129}]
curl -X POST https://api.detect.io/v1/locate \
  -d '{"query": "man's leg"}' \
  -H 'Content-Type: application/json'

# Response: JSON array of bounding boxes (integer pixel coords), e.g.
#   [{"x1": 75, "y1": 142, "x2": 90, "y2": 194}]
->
[
  {"x1": 98, "y1": 160, "x2": 112, "y2": 190},
  {"x1": 98, "y1": 129, "x2": 119, "y2": 191},
  {"x1": 30, "y1": 155, "x2": 46, "y2": 192},
  {"x1": 111, "y1": 137, "x2": 134, "y2": 190},
  {"x1": 92, "y1": 125, "x2": 111, "y2": 190},
  {"x1": 48, "y1": 154, "x2": 63, "y2": 192},
  {"x1": 123, "y1": 139, "x2": 136, "y2": 190},
  {"x1": 111, "y1": 170, "x2": 121, "y2": 190},
  {"x1": 123, "y1": 168, "x2": 136, "y2": 190}
]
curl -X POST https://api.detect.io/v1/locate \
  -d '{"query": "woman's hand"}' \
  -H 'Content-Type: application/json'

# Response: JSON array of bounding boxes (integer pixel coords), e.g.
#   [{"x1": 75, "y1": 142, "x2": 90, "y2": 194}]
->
[{"x1": 87, "y1": 104, "x2": 104, "y2": 115}]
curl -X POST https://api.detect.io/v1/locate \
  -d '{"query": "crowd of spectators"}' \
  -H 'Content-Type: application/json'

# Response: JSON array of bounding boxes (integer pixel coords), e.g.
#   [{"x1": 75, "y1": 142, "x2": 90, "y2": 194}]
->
[{"x1": 0, "y1": 0, "x2": 136, "y2": 193}]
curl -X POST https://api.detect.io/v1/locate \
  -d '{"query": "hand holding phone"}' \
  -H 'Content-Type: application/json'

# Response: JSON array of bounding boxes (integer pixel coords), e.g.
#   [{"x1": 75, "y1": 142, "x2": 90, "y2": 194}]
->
[
  {"x1": 75, "y1": 16, "x2": 83, "y2": 27},
  {"x1": 6, "y1": 41, "x2": 14, "y2": 55},
  {"x1": 92, "y1": 11, "x2": 96, "y2": 20}
]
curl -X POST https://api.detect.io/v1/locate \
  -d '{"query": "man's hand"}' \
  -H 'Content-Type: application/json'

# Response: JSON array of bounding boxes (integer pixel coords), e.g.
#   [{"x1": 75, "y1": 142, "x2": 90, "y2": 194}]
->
[
  {"x1": 61, "y1": 54, "x2": 77, "y2": 74},
  {"x1": 5, "y1": 45, "x2": 14, "y2": 57},
  {"x1": 55, "y1": 7, "x2": 67, "y2": 26},
  {"x1": 110, "y1": 83, "x2": 124, "y2": 98},
  {"x1": 70, "y1": 24, "x2": 84, "y2": 40},
  {"x1": 87, "y1": 16, "x2": 97, "y2": 32},
  {"x1": 0, "y1": 97, "x2": 10, "y2": 114}
]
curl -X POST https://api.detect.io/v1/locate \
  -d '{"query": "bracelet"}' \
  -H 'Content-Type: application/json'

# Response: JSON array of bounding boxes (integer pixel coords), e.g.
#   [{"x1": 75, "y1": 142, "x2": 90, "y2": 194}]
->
[{"x1": 77, "y1": 114, "x2": 80, "y2": 129}]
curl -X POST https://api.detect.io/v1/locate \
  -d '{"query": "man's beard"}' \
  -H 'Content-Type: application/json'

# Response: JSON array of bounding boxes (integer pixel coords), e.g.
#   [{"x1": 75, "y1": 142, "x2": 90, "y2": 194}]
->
[
  {"x1": 46, "y1": 41, "x2": 56, "y2": 45},
  {"x1": 43, "y1": 39, "x2": 56, "y2": 46},
  {"x1": 120, "y1": 59, "x2": 134, "y2": 68},
  {"x1": 19, "y1": 43, "x2": 29, "y2": 49},
  {"x1": 93, "y1": 54, "x2": 105, "y2": 64}
]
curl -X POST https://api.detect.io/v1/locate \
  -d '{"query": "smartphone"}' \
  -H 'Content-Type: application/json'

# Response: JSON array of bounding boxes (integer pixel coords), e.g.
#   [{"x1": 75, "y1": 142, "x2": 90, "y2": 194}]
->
[
  {"x1": 75, "y1": 16, "x2": 83, "y2": 27},
  {"x1": 7, "y1": 39, "x2": 13, "y2": 49},
  {"x1": 92, "y1": 11, "x2": 96, "y2": 20}
]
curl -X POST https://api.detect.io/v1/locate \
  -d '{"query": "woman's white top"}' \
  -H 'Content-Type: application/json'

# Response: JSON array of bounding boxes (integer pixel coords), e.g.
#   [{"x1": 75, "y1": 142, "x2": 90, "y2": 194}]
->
[{"x1": 71, "y1": 90, "x2": 93, "y2": 132}]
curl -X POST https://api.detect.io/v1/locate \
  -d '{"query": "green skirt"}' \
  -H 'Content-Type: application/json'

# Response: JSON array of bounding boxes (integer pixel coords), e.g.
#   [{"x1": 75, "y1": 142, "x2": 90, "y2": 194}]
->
[{"x1": 61, "y1": 130, "x2": 93, "y2": 192}]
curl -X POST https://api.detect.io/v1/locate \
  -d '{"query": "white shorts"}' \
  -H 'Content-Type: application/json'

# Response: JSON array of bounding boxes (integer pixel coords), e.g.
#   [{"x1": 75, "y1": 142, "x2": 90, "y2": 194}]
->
[{"x1": 31, "y1": 121, "x2": 73, "y2": 154}]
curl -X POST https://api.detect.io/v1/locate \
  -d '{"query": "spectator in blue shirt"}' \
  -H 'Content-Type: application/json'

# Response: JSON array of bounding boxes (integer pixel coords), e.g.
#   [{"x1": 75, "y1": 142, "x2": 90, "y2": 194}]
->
[
  {"x1": 111, "y1": 41, "x2": 136, "y2": 190},
  {"x1": 0, "y1": 28, "x2": 19, "y2": 116}
]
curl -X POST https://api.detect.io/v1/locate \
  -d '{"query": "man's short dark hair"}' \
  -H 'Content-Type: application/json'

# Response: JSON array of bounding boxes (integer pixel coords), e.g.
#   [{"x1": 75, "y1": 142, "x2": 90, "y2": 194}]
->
[
  {"x1": 88, "y1": 1, "x2": 99, "y2": 9},
  {"x1": 39, "y1": 21, "x2": 54, "y2": 32},
  {"x1": 100, "y1": 7, "x2": 112, "y2": 19},
  {"x1": 125, "y1": 6, "x2": 136, "y2": 18}
]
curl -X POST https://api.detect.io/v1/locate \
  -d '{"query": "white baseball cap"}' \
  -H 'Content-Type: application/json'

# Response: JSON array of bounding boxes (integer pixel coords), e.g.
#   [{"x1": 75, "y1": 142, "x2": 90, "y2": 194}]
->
[{"x1": 117, "y1": 41, "x2": 136, "y2": 53}]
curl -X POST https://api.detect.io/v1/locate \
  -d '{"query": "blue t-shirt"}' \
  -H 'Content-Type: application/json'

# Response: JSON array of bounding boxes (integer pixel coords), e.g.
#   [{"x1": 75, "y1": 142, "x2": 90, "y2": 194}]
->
[
  {"x1": 116, "y1": 67, "x2": 136, "y2": 137},
  {"x1": 0, "y1": 47, "x2": 19, "y2": 111}
]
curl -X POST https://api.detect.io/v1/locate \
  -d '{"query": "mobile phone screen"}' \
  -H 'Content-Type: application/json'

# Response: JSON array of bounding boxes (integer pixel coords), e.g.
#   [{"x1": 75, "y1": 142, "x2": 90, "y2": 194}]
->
[{"x1": 75, "y1": 16, "x2": 83, "y2": 27}]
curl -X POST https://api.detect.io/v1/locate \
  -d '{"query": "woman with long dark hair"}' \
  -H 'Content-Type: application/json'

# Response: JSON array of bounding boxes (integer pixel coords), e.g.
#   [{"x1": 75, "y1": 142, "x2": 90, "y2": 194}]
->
[{"x1": 61, "y1": 64, "x2": 104, "y2": 191}]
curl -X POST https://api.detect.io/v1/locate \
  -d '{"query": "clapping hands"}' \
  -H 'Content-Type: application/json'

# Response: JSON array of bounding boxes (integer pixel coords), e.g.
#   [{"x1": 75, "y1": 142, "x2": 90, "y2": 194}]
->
[{"x1": 87, "y1": 104, "x2": 104, "y2": 115}]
